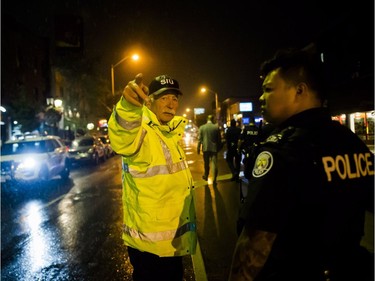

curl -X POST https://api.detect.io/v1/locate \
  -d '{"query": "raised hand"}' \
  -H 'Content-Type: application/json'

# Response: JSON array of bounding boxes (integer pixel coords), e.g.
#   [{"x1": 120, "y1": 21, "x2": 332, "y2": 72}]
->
[{"x1": 122, "y1": 73, "x2": 150, "y2": 107}]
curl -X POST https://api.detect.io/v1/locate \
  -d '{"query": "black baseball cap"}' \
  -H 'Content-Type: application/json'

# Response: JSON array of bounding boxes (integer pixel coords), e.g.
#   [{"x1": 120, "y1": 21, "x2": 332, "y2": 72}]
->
[{"x1": 148, "y1": 75, "x2": 183, "y2": 97}]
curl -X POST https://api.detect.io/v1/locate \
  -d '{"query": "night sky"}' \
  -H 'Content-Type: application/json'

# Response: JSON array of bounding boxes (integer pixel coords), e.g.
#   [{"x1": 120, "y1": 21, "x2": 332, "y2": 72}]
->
[{"x1": 3, "y1": 0, "x2": 373, "y2": 115}]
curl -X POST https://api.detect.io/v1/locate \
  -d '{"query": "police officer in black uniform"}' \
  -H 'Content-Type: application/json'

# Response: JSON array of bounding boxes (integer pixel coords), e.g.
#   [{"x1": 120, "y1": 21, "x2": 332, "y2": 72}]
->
[
  {"x1": 239, "y1": 117, "x2": 259, "y2": 151},
  {"x1": 229, "y1": 48, "x2": 374, "y2": 281},
  {"x1": 226, "y1": 119, "x2": 242, "y2": 181},
  {"x1": 239, "y1": 116, "x2": 260, "y2": 182}
]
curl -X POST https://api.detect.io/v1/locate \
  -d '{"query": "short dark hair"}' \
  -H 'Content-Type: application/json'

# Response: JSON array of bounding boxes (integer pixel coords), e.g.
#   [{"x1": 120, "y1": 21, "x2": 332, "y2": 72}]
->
[{"x1": 260, "y1": 48, "x2": 327, "y2": 102}]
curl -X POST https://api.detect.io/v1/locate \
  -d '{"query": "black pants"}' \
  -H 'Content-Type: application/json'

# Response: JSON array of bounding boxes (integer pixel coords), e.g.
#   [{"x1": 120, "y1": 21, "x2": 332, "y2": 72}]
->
[
  {"x1": 226, "y1": 149, "x2": 241, "y2": 178},
  {"x1": 127, "y1": 247, "x2": 184, "y2": 281}
]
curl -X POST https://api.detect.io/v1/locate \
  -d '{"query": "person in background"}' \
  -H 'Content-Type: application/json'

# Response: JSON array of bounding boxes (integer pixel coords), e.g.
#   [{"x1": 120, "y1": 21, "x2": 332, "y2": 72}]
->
[
  {"x1": 229, "y1": 49, "x2": 374, "y2": 281},
  {"x1": 239, "y1": 117, "x2": 260, "y2": 181},
  {"x1": 108, "y1": 74, "x2": 197, "y2": 281},
  {"x1": 225, "y1": 119, "x2": 242, "y2": 181},
  {"x1": 197, "y1": 114, "x2": 222, "y2": 183},
  {"x1": 239, "y1": 116, "x2": 259, "y2": 154},
  {"x1": 256, "y1": 119, "x2": 275, "y2": 143}
]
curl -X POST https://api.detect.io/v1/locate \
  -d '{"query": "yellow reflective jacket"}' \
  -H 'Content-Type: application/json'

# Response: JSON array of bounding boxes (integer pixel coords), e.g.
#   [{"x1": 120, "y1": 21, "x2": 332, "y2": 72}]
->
[{"x1": 108, "y1": 97, "x2": 197, "y2": 257}]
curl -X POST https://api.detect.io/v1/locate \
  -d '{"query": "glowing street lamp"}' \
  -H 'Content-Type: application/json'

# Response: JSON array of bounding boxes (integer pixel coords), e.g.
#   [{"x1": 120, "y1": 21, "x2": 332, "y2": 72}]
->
[
  {"x1": 185, "y1": 108, "x2": 191, "y2": 118},
  {"x1": 200, "y1": 87, "x2": 219, "y2": 124},
  {"x1": 111, "y1": 54, "x2": 139, "y2": 96}
]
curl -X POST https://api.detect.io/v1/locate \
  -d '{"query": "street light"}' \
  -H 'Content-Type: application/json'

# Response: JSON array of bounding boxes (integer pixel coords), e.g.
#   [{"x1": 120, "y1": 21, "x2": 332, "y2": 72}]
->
[
  {"x1": 111, "y1": 54, "x2": 139, "y2": 96},
  {"x1": 200, "y1": 87, "x2": 219, "y2": 124}
]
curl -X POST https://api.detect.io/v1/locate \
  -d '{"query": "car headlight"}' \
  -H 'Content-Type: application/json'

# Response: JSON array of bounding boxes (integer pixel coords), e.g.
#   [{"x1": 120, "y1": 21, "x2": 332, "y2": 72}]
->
[{"x1": 18, "y1": 157, "x2": 37, "y2": 170}]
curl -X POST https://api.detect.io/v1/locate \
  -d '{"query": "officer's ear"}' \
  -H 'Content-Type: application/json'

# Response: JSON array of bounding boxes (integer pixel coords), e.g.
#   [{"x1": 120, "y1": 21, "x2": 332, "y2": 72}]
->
[{"x1": 296, "y1": 83, "x2": 307, "y2": 95}]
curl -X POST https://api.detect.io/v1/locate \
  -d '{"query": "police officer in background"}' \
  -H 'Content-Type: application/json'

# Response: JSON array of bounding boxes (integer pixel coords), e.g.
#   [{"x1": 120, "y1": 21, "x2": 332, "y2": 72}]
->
[
  {"x1": 239, "y1": 116, "x2": 259, "y2": 152},
  {"x1": 239, "y1": 116, "x2": 260, "y2": 181},
  {"x1": 229, "y1": 49, "x2": 374, "y2": 281},
  {"x1": 225, "y1": 119, "x2": 242, "y2": 181}
]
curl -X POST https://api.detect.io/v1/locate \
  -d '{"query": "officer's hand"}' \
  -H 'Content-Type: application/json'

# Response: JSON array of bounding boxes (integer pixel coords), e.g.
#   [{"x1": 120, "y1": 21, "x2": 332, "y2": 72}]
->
[{"x1": 122, "y1": 73, "x2": 150, "y2": 107}]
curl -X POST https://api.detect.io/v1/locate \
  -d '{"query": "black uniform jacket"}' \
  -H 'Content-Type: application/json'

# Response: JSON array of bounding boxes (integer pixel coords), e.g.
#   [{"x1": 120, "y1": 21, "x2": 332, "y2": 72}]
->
[{"x1": 241, "y1": 107, "x2": 374, "y2": 280}]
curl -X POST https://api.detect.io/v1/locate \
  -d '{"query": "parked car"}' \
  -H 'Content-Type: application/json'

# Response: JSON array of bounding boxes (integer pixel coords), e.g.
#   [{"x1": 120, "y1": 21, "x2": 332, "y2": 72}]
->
[
  {"x1": 0, "y1": 135, "x2": 70, "y2": 184},
  {"x1": 98, "y1": 135, "x2": 114, "y2": 158},
  {"x1": 67, "y1": 135, "x2": 106, "y2": 165}
]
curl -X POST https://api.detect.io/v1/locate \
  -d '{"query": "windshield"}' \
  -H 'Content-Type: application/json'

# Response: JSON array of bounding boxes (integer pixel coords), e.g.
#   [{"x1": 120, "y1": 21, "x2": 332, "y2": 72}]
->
[
  {"x1": 1, "y1": 141, "x2": 48, "y2": 155},
  {"x1": 74, "y1": 138, "x2": 94, "y2": 147}
]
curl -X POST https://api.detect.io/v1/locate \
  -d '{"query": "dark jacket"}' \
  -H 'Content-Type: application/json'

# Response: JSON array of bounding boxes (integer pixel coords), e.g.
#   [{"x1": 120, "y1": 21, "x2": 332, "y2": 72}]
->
[
  {"x1": 225, "y1": 123, "x2": 242, "y2": 152},
  {"x1": 241, "y1": 108, "x2": 374, "y2": 281},
  {"x1": 240, "y1": 123, "x2": 259, "y2": 151}
]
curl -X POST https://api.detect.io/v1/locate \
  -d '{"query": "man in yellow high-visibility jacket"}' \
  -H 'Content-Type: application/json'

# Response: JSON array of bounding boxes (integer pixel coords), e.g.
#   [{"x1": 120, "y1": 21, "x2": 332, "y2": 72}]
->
[{"x1": 108, "y1": 74, "x2": 196, "y2": 281}]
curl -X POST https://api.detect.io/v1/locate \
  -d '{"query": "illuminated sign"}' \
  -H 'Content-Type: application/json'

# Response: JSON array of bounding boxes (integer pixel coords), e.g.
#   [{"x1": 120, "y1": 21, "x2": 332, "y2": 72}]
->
[
  {"x1": 239, "y1": 102, "x2": 253, "y2": 112},
  {"x1": 194, "y1": 108, "x2": 205, "y2": 115}
]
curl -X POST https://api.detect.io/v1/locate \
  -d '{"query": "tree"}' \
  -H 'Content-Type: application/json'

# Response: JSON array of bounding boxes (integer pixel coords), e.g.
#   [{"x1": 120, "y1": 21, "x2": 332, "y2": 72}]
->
[
  {"x1": 53, "y1": 55, "x2": 113, "y2": 128},
  {"x1": 9, "y1": 84, "x2": 42, "y2": 133},
  {"x1": 44, "y1": 106, "x2": 62, "y2": 126}
]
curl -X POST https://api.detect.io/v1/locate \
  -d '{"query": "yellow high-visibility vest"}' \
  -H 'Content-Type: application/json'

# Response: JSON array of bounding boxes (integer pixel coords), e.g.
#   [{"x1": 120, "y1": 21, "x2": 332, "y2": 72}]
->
[{"x1": 108, "y1": 97, "x2": 197, "y2": 257}]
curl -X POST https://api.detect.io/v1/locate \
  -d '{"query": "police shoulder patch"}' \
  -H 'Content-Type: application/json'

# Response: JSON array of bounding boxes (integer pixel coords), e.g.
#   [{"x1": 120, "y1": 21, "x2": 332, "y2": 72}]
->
[
  {"x1": 252, "y1": 151, "x2": 274, "y2": 178},
  {"x1": 265, "y1": 134, "x2": 281, "y2": 143}
]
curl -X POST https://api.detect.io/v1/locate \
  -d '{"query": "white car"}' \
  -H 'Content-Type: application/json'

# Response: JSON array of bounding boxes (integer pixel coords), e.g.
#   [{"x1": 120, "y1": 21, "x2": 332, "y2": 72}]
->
[{"x1": 0, "y1": 135, "x2": 70, "y2": 184}]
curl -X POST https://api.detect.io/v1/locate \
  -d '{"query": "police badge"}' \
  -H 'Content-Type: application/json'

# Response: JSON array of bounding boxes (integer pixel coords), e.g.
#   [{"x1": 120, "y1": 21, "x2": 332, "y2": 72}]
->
[{"x1": 252, "y1": 151, "x2": 274, "y2": 177}]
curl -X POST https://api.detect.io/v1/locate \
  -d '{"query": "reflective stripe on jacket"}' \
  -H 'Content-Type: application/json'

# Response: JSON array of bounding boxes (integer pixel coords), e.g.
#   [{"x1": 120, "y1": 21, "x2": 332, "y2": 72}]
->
[{"x1": 108, "y1": 97, "x2": 197, "y2": 257}]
